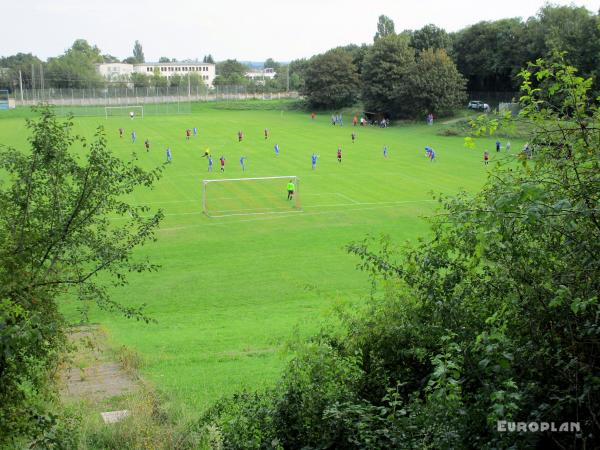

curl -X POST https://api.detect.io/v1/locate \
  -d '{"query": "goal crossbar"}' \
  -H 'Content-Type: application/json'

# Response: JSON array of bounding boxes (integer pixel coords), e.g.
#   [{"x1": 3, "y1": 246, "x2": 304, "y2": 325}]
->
[
  {"x1": 202, "y1": 176, "x2": 300, "y2": 217},
  {"x1": 105, "y1": 105, "x2": 144, "y2": 119},
  {"x1": 203, "y1": 175, "x2": 297, "y2": 183}
]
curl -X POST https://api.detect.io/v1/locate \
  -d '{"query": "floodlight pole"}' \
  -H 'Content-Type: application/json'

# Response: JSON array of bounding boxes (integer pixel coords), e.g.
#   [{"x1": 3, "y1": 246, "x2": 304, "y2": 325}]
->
[{"x1": 19, "y1": 70, "x2": 23, "y2": 103}]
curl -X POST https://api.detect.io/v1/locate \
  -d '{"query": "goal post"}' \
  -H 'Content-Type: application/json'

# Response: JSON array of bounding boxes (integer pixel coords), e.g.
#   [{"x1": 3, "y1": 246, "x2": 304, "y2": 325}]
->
[
  {"x1": 105, "y1": 105, "x2": 144, "y2": 119},
  {"x1": 202, "y1": 176, "x2": 301, "y2": 217}
]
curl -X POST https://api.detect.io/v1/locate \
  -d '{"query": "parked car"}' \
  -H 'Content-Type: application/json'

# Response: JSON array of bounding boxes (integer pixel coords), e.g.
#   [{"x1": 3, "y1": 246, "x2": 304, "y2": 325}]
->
[{"x1": 468, "y1": 100, "x2": 490, "y2": 111}]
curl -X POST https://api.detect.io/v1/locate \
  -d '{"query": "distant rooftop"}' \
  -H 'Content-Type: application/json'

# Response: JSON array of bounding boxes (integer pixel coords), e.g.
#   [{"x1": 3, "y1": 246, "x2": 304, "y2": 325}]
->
[{"x1": 140, "y1": 61, "x2": 215, "y2": 66}]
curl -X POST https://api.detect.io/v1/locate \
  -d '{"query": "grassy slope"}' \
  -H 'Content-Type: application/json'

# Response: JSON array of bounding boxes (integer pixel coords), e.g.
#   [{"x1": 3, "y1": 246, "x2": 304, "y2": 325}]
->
[{"x1": 0, "y1": 102, "x2": 518, "y2": 415}]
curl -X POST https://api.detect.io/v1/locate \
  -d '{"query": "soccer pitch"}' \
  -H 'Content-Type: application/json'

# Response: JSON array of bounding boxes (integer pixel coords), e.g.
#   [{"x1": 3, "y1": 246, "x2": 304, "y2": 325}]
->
[{"x1": 0, "y1": 101, "x2": 513, "y2": 414}]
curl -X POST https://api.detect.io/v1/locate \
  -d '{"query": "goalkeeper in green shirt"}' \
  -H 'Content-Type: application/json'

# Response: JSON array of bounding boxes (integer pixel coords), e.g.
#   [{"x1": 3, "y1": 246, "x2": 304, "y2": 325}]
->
[{"x1": 287, "y1": 180, "x2": 295, "y2": 200}]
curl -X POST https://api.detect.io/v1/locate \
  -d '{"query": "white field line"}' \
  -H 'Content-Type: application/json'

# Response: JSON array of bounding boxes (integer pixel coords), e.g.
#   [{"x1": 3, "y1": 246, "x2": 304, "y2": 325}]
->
[
  {"x1": 210, "y1": 205, "x2": 295, "y2": 213},
  {"x1": 137, "y1": 199, "x2": 197, "y2": 205},
  {"x1": 138, "y1": 192, "x2": 338, "y2": 205},
  {"x1": 334, "y1": 192, "x2": 360, "y2": 204},
  {"x1": 159, "y1": 200, "x2": 436, "y2": 231},
  {"x1": 109, "y1": 199, "x2": 434, "y2": 221},
  {"x1": 208, "y1": 210, "x2": 303, "y2": 218}
]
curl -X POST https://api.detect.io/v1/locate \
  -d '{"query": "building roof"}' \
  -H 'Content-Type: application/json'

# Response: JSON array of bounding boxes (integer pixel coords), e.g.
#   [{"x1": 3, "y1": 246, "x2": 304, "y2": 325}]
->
[{"x1": 137, "y1": 62, "x2": 215, "y2": 67}]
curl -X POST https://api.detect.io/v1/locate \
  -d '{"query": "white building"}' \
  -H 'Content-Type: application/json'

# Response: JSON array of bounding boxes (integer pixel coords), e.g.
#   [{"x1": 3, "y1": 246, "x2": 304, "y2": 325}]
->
[
  {"x1": 96, "y1": 63, "x2": 134, "y2": 81},
  {"x1": 133, "y1": 62, "x2": 216, "y2": 86},
  {"x1": 245, "y1": 68, "x2": 277, "y2": 85},
  {"x1": 96, "y1": 62, "x2": 216, "y2": 86}
]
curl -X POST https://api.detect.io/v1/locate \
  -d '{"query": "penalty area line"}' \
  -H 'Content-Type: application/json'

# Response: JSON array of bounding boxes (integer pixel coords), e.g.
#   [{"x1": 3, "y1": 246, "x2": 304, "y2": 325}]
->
[
  {"x1": 208, "y1": 210, "x2": 304, "y2": 218},
  {"x1": 158, "y1": 199, "x2": 436, "y2": 231}
]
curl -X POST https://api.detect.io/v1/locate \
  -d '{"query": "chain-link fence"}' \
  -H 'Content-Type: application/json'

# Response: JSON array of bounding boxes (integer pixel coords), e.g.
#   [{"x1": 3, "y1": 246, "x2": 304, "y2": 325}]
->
[{"x1": 10, "y1": 86, "x2": 299, "y2": 116}]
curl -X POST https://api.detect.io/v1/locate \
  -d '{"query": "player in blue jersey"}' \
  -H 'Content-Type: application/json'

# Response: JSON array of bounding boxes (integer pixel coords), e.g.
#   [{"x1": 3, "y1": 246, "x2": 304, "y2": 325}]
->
[
  {"x1": 383, "y1": 145, "x2": 388, "y2": 158},
  {"x1": 193, "y1": 127, "x2": 197, "y2": 137},
  {"x1": 208, "y1": 155, "x2": 213, "y2": 172},
  {"x1": 131, "y1": 130, "x2": 136, "y2": 143},
  {"x1": 166, "y1": 147, "x2": 172, "y2": 163},
  {"x1": 311, "y1": 153, "x2": 318, "y2": 170},
  {"x1": 240, "y1": 156, "x2": 247, "y2": 171},
  {"x1": 425, "y1": 146, "x2": 432, "y2": 158},
  {"x1": 274, "y1": 143, "x2": 279, "y2": 156},
  {"x1": 429, "y1": 149, "x2": 436, "y2": 162}
]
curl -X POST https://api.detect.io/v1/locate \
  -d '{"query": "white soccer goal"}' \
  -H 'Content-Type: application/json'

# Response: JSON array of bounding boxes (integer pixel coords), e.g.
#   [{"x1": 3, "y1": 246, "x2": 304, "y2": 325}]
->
[
  {"x1": 105, "y1": 105, "x2": 144, "y2": 119},
  {"x1": 202, "y1": 176, "x2": 301, "y2": 217}
]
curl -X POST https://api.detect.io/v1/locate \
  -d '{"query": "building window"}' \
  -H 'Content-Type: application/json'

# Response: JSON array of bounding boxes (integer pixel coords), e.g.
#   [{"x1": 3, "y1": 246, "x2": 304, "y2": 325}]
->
[{"x1": 147, "y1": 67, "x2": 151, "y2": 72}]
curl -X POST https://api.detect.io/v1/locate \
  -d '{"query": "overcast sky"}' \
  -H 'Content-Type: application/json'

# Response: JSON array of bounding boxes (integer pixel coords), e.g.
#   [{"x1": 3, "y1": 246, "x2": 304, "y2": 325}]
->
[{"x1": 2, "y1": 0, "x2": 598, "y2": 62}]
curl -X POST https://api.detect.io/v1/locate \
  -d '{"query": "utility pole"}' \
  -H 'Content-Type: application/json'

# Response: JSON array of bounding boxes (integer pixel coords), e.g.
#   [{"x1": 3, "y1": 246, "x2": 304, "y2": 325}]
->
[
  {"x1": 19, "y1": 70, "x2": 23, "y2": 103},
  {"x1": 40, "y1": 63, "x2": 44, "y2": 98},
  {"x1": 31, "y1": 64, "x2": 35, "y2": 100}
]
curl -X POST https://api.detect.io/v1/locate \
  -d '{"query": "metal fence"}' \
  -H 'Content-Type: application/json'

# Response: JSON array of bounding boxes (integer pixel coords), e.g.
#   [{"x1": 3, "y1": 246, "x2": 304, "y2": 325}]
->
[{"x1": 13, "y1": 86, "x2": 299, "y2": 108}]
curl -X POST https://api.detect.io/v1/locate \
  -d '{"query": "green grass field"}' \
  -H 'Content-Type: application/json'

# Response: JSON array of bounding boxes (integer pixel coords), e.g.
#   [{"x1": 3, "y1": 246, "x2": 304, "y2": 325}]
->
[{"x1": 0, "y1": 101, "x2": 518, "y2": 417}]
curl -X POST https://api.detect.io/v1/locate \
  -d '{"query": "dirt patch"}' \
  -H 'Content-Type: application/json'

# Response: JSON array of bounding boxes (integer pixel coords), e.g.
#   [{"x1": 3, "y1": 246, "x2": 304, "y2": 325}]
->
[{"x1": 60, "y1": 326, "x2": 138, "y2": 402}]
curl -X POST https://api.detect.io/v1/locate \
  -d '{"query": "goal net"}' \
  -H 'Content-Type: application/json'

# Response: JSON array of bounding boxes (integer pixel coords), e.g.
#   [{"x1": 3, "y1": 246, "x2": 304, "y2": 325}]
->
[
  {"x1": 105, "y1": 105, "x2": 144, "y2": 119},
  {"x1": 202, "y1": 176, "x2": 301, "y2": 217}
]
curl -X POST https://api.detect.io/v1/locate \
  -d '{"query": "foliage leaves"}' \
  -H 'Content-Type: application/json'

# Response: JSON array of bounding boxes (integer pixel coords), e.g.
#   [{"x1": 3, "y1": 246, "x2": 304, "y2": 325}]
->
[{"x1": 0, "y1": 106, "x2": 164, "y2": 445}]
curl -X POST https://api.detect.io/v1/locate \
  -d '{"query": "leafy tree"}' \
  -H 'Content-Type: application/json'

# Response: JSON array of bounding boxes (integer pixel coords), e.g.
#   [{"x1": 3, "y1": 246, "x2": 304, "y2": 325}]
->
[
  {"x1": 335, "y1": 44, "x2": 370, "y2": 75},
  {"x1": 102, "y1": 54, "x2": 120, "y2": 63},
  {"x1": 452, "y1": 18, "x2": 529, "y2": 92},
  {"x1": 374, "y1": 14, "x2": 396, "y2": 41},
  {"x1": 169, "y1": 73, "x2": 183, "y2": 87},
  {"x1": 0, "y1": 53, "x2": 43, "y2": 89},
  {"x1": 525, "y1": 5, "x2": 600, "y2": 92},
  {"x1": 130, "y1": 72, "x2": 150, "y2": 88},
  {"x1": 133, "y1": 40, "x2": 145, "y2": 64},
  {"x1": 45, "y1": 39, "x2": 104, "y2": 88},
  {"x1": 263, "y1": 58, "x2": 280, "y2": 71},
  {"x1": 213, "y1": 59, "x2": 248, "y2": 85},
  {"x1": 0, "y1": 107, "x2": 163, "y2": 445},
  {"x1": 151, "y1": 67, "x2": 168, "y2": 88},
  {"x1": 361, "y1": 34, "x2": 415, "y2": 117},
  {"x1": 288, "y1": 58, "x2": 309, "y2": 91},
  {"x1": 409, "y1": 24, "x2": 451, "y2": 52},
  {"x1": 187, "y1": 73, "x2": 205, "y2": 88},
  {"x1": 158, "y1": 56, "x2": 172, "y2": 63},
  {"x1": 203, "y1": 54, "x2": 215, "y2": 64},
  {"x1": 301, "y1": 49, "x2": 360, "y2": 109},
  {"x1": 405, "y1": 49, "x2": 467, "y2": 116}
]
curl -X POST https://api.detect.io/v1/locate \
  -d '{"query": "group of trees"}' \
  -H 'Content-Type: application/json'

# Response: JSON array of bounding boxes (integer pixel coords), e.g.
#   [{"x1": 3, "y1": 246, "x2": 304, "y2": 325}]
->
[
  {"x1": 0, "y1": 40, "x2": 148, "y2": 90},
  {"x1": 454, "y1": 4, "x2": 600, "y2": 92},
  {"x1": 0, "y1": 40, "x2": 218, "y2": 91},
  {"x1": 300, "y1": 19, "x2": 466, "y2": 118},
  {"x1": 197, "y1": 56, "x2": 600, "y2": 450},
  {"x1": 298, "y1": 5, "x2": 600, "y2": 117}
]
